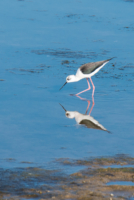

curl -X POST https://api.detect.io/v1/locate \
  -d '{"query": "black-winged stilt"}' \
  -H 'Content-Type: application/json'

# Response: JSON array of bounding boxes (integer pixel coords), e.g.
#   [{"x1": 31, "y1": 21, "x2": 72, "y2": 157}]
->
[
  {"x1": 60, "y1": 103, "x2": 110, "y2": 132},
  {"x1": 60, "y1": 57, "x2": 115, "y2": 96}
]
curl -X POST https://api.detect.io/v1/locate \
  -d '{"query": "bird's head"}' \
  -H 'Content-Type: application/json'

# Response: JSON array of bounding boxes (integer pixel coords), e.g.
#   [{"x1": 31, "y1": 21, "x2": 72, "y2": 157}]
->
[
  {"x1": 59, "y1": 75, "x2": 79, "y2": 91},
  {"x1": 66, "y1": 75, "x2": 76, "y2": 83},
  {"x1": 59, "y1": 104, "x2": 75, "y2": 119},
  {"x1": 65, "y1": 111, "x2": 75, "y2": 119}
]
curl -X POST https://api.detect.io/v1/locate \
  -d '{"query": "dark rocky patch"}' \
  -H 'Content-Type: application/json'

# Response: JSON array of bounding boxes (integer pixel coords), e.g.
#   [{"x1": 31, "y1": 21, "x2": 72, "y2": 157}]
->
[
  {"x1": 31, "y1": 49, "x2": 99, "y2": 59},
  {"x1": 0, "y1": 155, "x2": 134, "y2": 199},
  {"x1": 53, "y1": 155, "x2": 134, "y2": 199}
]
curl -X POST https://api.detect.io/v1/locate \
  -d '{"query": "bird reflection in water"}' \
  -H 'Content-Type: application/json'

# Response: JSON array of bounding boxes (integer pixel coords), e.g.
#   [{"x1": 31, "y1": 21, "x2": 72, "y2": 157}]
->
[{"x1": 60, "y1": 95, "x2": 110, "y2": 133}]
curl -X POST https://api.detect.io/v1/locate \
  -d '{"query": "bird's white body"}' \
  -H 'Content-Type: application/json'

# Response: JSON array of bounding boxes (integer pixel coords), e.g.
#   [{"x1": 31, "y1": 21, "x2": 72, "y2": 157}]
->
[
  {"x1": 59, "y1": 58, "x2": 114, "y2": 93},
  {"x1": 66, "y1": 111, "x2": 108, "y2": 132},
  {"x1": 74, "y1": 61, "x2": 108, "y2": 82}
]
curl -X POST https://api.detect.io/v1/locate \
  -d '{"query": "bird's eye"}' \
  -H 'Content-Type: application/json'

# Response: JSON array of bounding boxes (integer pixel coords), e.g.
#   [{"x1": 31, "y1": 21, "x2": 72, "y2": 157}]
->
[
  {"x1": 66, "y1": 113, "x2": 70, "y2": 117},
  {"x1": 67, "y1": 78, "x2": 70, "y2": 81}
]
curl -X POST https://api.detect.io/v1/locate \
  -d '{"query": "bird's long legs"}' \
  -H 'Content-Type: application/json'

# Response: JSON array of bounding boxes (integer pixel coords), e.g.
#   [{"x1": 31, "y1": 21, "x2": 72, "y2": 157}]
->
[
  {"x1": 85, "y1": 100, "x2": 91, "y2": 114},
  {"x1": 89, "y1": 77, "x2": 95, "y2": 115},
  {"x1": 74, "y1": 77, "x2": 95, "y2": 115},
  {"x1": 89, "y1": 99, "x2": 94, "y2": 115},
  {"x1": 75, "y1": 95, "x2": 91, "y2": 114},
  {"x1": 76, "y1": 78, "x2": 91, "y2": 96},
  {"x1": 90, "y1": 77, "x2": 95, "y2": 98},
  {"x1": 75, "y1": 95, "x2": 94, "y2": 115}
]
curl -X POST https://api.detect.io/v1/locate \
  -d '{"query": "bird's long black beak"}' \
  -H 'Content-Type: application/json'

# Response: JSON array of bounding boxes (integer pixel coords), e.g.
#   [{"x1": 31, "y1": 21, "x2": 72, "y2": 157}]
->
[
  {"x1": 59, "y1": 82, "x2": 67, "y2": 91},
  {"x1": 59, "y1": 103, "x2": 67, "y2": 112}
]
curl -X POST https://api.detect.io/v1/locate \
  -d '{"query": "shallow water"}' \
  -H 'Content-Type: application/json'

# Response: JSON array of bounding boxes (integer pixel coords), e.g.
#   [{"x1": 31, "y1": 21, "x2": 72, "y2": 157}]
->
[
  {"x1": 107, "y1": 181, "x2": 134, "y2": 186},
  {"x1": 0, "y1": 0, "x2": 134, "y2": 170}
]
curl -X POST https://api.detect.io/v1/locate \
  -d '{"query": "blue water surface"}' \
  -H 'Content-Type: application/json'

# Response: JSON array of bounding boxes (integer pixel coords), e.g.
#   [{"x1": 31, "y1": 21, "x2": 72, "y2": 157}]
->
[
  {"x1": 0, "y1": 0, "x2": 134, "y2": 168},
  {"x1": 107, "y1": 181, "x2": 134, "y2": 186}
]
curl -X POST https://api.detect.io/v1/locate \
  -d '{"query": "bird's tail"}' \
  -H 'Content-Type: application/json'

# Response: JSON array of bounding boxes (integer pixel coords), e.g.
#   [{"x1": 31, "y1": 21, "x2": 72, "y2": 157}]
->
[{"x1": 106, "y1": 57, "x2": 116, "y2": 62}]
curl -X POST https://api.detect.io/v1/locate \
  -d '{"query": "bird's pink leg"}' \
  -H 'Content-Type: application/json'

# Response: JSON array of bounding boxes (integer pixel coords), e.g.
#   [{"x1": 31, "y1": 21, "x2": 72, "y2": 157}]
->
[
  {"x1": 85, "y1": 100, "x2": 91, "y2": 114},
  {"x1": 75, "y1": 95, "x2": 87, "y2": 101},
  {"x1": 89, "y1": 77, "x2": 95, "y2": 115},
  {"x1": 89, "y1": 100, "x2": 94, "y2": 115},
  {"x1": 74, "y1": 95, "x2": 91, "y2": 115},
  {"x1": 76, "y1": 78, "x2": 91, "y2": 96},
  {"x1": 89, "y1": 77, "x2": 95, "y2": 98}
]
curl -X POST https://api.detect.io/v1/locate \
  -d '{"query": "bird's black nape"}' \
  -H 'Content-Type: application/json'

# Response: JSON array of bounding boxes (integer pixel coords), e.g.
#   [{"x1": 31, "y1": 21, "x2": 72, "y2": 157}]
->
[{"x1": 59, "y1": 82, "x2": 67, "y2": 91}]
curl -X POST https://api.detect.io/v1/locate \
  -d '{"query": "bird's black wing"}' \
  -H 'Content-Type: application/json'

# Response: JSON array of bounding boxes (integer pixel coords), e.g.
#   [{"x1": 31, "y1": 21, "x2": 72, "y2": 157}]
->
[
  {"x1": 80, "y1": 119, "x2": 103, "y2": 130},
  {"x1": 80, "y1": 57, "x2": 115, "y2": 74},
  {"x1": 80, "y1": 60, "x2": 106, "y2": 74},
  {"x1": 80, "y1": 119, "x2": 110, "y2": 133}
]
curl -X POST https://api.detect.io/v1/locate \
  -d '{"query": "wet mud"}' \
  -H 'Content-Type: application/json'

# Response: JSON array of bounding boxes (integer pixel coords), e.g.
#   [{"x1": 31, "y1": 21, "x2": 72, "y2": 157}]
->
[{"x1": 0, "y1": 155, "x2": 134, "y2": 200}]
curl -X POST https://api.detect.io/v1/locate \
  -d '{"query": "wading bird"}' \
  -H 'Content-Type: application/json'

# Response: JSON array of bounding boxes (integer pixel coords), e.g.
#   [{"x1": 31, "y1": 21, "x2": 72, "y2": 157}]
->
[
  {"x1": 60, "y1": 57, "x2": 115, "y2": 96},
  {"x1": 59, "y1": 103, "x2": 110, "y2": 133}
]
